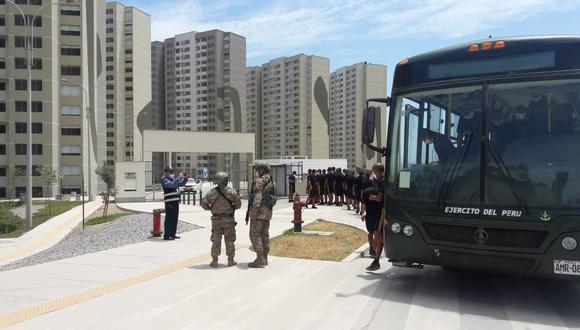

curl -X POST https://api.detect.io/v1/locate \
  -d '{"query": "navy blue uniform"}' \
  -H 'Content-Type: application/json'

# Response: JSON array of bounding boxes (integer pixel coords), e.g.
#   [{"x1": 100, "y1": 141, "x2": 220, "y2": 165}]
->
[{"x1": 162, "y1": 175, "x2": 187, "y2": 239}]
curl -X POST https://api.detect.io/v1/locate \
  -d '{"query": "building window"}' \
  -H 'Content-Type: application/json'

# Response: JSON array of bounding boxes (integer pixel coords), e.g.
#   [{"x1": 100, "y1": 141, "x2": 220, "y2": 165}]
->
[
  {"x1": 0, "y1": 37, "x2": 5, "y2": 48},
  {"x1": 32, "y1": 187, "x2": 43, "y2": 197},
  {"x1": 106, "y1": 18, "x2": 113, "y2": 24},
  {"x1": 61, "y1": 125, "x2": 81, "y2": 136},
  {"x1": 107, "y1": 132, "x2": 114, "y2": 137},
  {"x1": 0, "y1": 145, "x2": 5, "y2": 155},
  {"x1": 15, "y1": 187, "x2": 26, "y2": 196},
  {"x1": 60, "y1": 85, "x2": 81, "y2": 96},
  {"x1": 106, "y1": 28, "x2": 113, "y2": 33},
  {"x1": 0, "y1": 81, "x2": 5, "y2": 91},
  {"x1": 15, "y1": 80, "x2": 27, "y2": 91},
  {"x1": 61, "y1": 65, "x2": 81, "y2": 76},
  {"x1": 15, "y1": 15, "x2": 42, "y2": 27},
  {"x1": 15, "y1": 122, "x2": 27, "y2": 133},
  {"x1": 0, "y1": 58, "x2": 4, "y2": 69},
  {"x1": 14, "y1": 36, "x2": 42, "y2": 48},
  {"x1": 61, "y1": 45, "x2": 81, "y2": 56},
  {"x1": 32, "y1": 122, "x2": 42, "y2": 134},
  {"x1": 31, "y1": 80, "x2": 42, "y2": 91},
  {"x1": 106, "y1": 123, "x2": 114, "y2": 128},
  {"x1": 61, "y1": 25, "x2": 81, "y2": 36},
  {"x1": 61, "y1": 165, "x2": 81, "y2": 176},
  {"x1": 107, "y1": 151, "x2": 114, "y2": 156},
  {"x1": 15, "y1": 58, "x2": 42, "y2": 69},
  {"x1": 15, "y1": 144, "x2": 27, "y2": 155},
  {"x1": 60, "y1": 5, "x2": 80, "y2": 16},
  {"x1": 0, "y1": 16, "x2": 4, "y2": 27},
  {"x1": 0, "y1": 123, "x2": 5, "y2": 134},
  {"x1": 60, "y1": 105, "x2": 81, "y2": 116},
  {"x1": 0, "y1": 167, "x2": 5, "y2": 176},
  {"x1": 0, "y1": 102, "x2": 5, "y2": 112},
  {"x1": 32, "y1": 144, "x2": 42, "y2": 155},
  {"x1": 106, "y1": 8, "x2": 114, "y2": 14},
  {"x1": 61, "y1": 145, "x2": 81, "y2": 155},
  {"x1": 32, "y1": 101, "x2": 42, "y2": 112}
]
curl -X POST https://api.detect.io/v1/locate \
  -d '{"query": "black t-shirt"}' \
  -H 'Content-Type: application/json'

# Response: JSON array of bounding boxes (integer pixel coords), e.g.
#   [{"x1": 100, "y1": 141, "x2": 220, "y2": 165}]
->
[
  {"x1": 363, "y1": 178, "x2": 385, "y2": 219},
  {"x1": 318, "y1": 174, "x2": 326, "y2": 186},
  {"x1": 355, "y1": 175, "x2": 364, "y2": 193},
  {"x1": 309, "y1": 174, "x2": 317, "y2": 186},
  {"x1": 289, "y1": 174, "x2": 296, "y2": 184},
  {"x1": 334, "y1": 173, "x2": 343, "y2": 188},
  {"x1": 347, "y1": 175, "x2": 355, "y2": 191}
]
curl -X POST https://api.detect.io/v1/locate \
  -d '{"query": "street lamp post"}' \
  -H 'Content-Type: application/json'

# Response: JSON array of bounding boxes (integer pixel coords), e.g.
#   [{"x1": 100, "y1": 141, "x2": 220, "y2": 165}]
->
[{"x1": 6, "y1": 0, "x2": 81, "y2": 229}]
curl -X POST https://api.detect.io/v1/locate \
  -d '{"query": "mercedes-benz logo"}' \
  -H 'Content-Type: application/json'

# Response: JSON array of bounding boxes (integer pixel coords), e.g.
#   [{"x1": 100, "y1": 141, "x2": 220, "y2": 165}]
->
[{"x1": 474, "y1": 229, "x2": 488, "y2": 244}]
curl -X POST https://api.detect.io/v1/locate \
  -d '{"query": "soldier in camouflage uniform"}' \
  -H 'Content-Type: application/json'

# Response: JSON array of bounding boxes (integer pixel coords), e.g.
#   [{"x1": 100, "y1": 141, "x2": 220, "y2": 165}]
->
[
  {"x1": 248, "y1": 161, "x2": 274, "y2": 268},
  {"x1": 201, "y1": 172, "x2": 241, "y2": 267}
]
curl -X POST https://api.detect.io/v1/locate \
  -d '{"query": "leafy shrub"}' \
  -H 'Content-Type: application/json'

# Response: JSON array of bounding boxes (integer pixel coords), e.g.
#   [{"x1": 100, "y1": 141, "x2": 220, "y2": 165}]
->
[{"x1": 0, "y1": 205, "x2": 22, "y2": 233}]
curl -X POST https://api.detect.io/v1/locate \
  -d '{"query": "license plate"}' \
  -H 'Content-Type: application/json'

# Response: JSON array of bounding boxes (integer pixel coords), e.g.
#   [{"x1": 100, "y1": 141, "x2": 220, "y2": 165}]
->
[{"x1": 553, "y1": 260, "x2": 580, "y2": 275}]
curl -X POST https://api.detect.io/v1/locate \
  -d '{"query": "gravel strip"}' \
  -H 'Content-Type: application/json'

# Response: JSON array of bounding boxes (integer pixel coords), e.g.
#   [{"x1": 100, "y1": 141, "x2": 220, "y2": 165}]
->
[{"x1": 0, "y1": 213, "x2": 202, "y2": 272}]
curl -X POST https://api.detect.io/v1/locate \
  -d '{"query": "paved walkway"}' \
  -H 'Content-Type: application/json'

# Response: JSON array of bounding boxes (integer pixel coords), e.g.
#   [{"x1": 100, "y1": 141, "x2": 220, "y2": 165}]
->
[{"x1": 0, "y1": 201, "x2": 102, "y2": 267}]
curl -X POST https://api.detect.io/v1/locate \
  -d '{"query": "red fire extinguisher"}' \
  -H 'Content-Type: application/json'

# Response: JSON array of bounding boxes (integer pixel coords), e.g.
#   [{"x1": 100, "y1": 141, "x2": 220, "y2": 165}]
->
[{"x1": 151, "y1": 208, "x2": 165, "y2": 237}]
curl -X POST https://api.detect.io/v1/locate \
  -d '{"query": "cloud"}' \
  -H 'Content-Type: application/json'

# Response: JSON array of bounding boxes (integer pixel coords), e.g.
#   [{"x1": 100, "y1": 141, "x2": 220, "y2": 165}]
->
[{"x1": 140, "y1": 0, "x2": 579, "y2": 60}]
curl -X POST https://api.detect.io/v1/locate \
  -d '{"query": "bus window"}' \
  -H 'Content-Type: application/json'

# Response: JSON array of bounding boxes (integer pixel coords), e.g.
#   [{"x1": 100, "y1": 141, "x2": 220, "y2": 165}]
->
[
  {"x1": 487, "y1": 79, "x2": 580, "y2": 207},
  {"x1": 391, "y1": 86, "x2": 482, "y2": 202}
]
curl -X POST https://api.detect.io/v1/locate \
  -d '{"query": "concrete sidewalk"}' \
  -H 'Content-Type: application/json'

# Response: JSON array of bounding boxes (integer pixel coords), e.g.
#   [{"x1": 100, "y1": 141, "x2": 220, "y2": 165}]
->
[
  {"x1": 0, "y1": 201, "x2": 375, "y2": 329},
  {"x1": 0, "y1": 200, "x2": 102, "y2": 267}
]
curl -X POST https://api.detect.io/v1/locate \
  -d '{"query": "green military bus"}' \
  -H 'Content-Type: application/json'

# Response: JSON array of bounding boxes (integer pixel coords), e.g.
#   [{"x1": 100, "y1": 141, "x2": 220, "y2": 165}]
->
[{"x1": 363, "y1": 36, "x2": 580, "y2": 278}]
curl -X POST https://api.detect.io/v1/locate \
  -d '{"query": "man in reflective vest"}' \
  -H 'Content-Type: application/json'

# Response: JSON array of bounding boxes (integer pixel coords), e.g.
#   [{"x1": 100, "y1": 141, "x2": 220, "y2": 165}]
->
[{"x1": 161, "y1": 166, "x2": 187, "y2": 240}]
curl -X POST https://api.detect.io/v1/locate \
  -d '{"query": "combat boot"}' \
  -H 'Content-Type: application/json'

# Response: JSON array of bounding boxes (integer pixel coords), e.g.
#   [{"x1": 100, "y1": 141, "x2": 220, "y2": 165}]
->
[
  {"x1": 209, "y1": 257, "x2": 218, "y2": 268},
  {"x1": 248, "y1": 253, "x2": 266, "y2": 268},
  {"x1": 227, "y1": 257, "x2": 237, "y2": 267}
]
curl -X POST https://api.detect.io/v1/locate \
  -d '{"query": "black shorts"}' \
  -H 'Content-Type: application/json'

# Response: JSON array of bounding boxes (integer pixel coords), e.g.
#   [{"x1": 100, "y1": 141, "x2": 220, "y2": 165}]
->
[{"x1": 365, "y1": 215, "x2": 379, "y2": 233}]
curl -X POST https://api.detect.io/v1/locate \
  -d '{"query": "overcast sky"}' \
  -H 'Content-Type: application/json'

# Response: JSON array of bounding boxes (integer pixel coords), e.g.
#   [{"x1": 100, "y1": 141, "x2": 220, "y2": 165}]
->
[{"x1": 122, "y1": 0, "x2": 580, "y2": 89}]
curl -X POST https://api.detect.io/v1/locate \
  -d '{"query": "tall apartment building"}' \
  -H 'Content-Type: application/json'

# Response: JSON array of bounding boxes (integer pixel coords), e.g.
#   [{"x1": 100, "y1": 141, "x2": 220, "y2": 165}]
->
[
  {"x1": 0, "y1": 0, "x2": 107, "y2": 199},
  {"x1": 150, "y1": 41, "x2": 165, "y2": 181},
  {"x1": 260, "y1": 54, "x2": 330, "y2": 159},
  {"x1": 160, "y1": 30, "x2": 246, "y2": 179},
  {"x1": 245, "y1": 66, "x2": 262, "y2": 159},
  {"x1": 330, "y1": 63, "x2": 387, "y2": 170},
  {"x1": 105, "y1": 2, "x2": 151, "y2": 165}
]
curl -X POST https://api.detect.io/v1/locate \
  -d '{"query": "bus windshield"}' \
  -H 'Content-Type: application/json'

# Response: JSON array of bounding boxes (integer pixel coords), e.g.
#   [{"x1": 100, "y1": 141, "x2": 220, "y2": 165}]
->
[{"x1": 389, "y1": 79, "x2": 580, "y2": 208}]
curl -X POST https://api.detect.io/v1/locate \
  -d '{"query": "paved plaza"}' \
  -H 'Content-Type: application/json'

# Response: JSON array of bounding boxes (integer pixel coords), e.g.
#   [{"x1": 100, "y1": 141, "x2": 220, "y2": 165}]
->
[{"x1": 0, "y1": 200, "x2": 579, "y2": 329}]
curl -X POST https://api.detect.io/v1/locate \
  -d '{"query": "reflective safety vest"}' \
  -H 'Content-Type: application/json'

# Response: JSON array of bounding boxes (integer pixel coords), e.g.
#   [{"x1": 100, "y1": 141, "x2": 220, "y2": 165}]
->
[{"x1": 162, "y1": 177, "x2": 181, "y2": 203}]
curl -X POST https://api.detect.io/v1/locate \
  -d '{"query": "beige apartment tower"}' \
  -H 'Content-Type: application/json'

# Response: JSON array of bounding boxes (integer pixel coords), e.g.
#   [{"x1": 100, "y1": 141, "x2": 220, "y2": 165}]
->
[
  {"x1": 161, "y1": 30, "x2": 246, "y2": 180},
  {"x1": 245, "y1": 66, "x2": 262, "y2": 159},
  {"x1": 330, "y1": 62, "x2": 387, "y2": 170},
  {"x1": 105, "y1": 2, "x2": 151, "y2": 165},
  {"x1": 260, "y1": 54, "x2": 330, "y2": 159},
  {"x1": 0, "y1": 0, "x2": 107, "y2": 199}
]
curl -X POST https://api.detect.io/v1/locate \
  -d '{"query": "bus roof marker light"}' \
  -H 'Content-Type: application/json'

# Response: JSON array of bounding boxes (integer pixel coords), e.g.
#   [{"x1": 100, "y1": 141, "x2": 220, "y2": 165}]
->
[
  {"x1": 399, "y1": 58, "x2": 409, "y2": 65},
  {"x1": 468, "y1": 44, "x2": 479, "y2": 52},
  {"x1": 494, "y1": 41, "x2": 506, "y2": 49},
  {"x1": 481, "y1": 42, "x2": 493, "y2": 50}
]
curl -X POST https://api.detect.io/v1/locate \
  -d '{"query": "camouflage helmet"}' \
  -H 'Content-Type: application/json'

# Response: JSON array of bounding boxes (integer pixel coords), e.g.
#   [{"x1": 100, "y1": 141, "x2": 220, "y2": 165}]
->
[
  {"x1": 254, "y1": 160, "x2": 271, "y2": 172},
  {"x1": 213, "y1": 172, "x2": 229, "y2": 187}
]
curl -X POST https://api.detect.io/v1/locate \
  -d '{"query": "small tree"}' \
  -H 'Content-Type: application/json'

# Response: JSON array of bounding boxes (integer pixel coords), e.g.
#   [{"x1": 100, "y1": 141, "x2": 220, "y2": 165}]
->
[
  {"x1": 38, "y1": 165, "x2": 61, "y2": 216},
  {"x1": 95, "y1": 162, "x2": 115, "y2": 217}
]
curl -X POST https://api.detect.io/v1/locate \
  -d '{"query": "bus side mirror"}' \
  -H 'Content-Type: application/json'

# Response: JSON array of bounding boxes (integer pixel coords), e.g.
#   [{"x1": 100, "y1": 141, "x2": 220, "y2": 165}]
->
[{"x1": 362, "y1": 106, "x2": 376, "y2": 144}]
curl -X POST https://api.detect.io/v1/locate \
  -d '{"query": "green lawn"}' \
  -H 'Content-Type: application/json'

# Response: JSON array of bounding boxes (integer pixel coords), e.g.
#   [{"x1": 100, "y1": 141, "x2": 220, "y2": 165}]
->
[
  {"x1": 0, "y1": 200, "x2": 83, "y2": 239},
  {"x1": 85, "y1": 212, "x2": 132, "y2": 226}
]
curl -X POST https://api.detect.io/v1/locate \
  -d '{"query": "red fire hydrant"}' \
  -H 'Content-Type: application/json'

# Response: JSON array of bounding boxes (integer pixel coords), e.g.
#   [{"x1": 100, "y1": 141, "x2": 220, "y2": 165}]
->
[
  {"x1": 151, "y1": 208, "x2": 165, "y2": 237},
  {"x1": 292, "y1": 193, "x2": 305, "y2": 232}
]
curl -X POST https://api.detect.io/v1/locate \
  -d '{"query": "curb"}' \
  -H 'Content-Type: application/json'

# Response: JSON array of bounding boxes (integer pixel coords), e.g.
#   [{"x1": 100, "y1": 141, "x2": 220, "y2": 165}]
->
[{"x1": 342, "y1": 243, "x2": 370, "y2": 262}]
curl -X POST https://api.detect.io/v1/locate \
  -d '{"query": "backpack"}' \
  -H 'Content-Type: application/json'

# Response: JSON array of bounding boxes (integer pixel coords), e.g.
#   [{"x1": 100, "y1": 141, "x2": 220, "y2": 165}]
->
[{"x1": 261, "y1": 177, "x2": 278, "y2": 208}]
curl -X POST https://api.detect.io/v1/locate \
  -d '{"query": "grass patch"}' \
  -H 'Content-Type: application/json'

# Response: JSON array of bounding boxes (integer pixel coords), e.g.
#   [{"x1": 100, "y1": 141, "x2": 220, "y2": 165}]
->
[
  {"x1": 0, "y1": 201, "x2": 82, "y2": 239},
  {"x1": 269, "y1": 220, "x2": 367, "y2": 262},
  {"x1": 85, "y1": 212, "x2": 132, "y2": 226}
]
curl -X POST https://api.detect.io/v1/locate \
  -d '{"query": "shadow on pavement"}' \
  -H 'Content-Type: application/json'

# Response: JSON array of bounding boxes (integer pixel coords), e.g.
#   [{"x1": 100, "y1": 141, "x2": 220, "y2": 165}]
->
[{"x1": 335, "y1": 264, "x2": 580, "y2": 328}]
